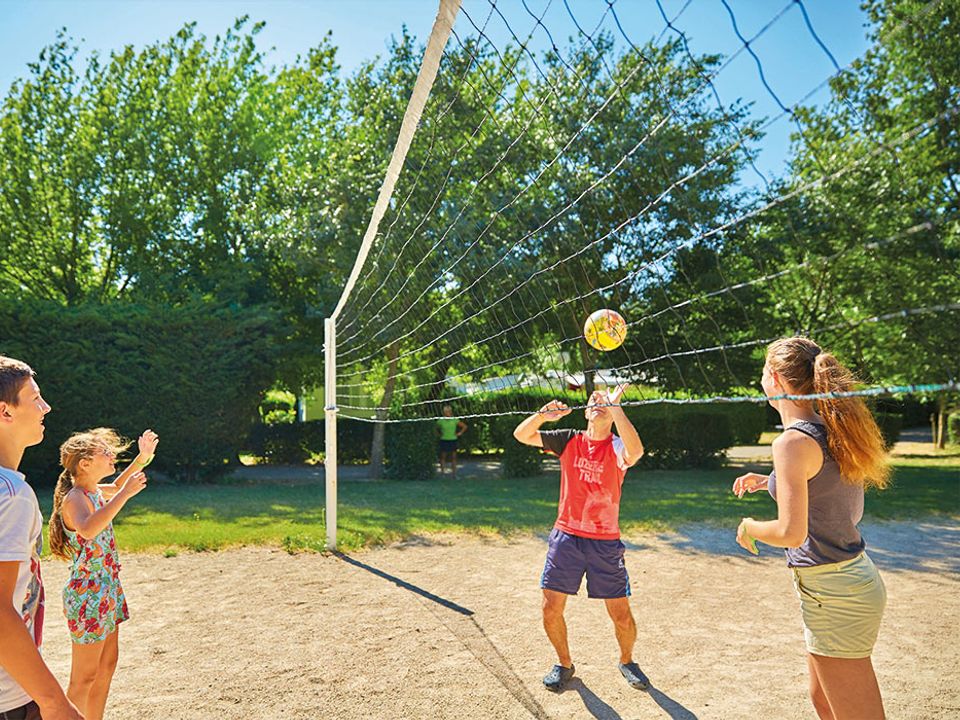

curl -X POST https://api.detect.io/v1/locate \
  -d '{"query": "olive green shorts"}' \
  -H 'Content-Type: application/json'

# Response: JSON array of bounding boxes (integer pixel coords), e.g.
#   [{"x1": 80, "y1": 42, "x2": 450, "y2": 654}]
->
[{"x1": 792, "y1": 552, "x2": 886, "y2": 659}]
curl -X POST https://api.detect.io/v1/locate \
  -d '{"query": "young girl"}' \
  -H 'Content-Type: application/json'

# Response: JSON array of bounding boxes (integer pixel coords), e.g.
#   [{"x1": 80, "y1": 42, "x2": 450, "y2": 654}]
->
[
  {"x1": 733, "y1": 337, "x2": 890, "y2": 719},
  {"x1": 48, "y1": 428, "x2": 158, "y2": 720}
]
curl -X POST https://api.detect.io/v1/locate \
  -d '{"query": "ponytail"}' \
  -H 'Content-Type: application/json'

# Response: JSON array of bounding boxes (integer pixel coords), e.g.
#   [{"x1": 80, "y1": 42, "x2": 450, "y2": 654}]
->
[
  {"x1": 767, "y1": 337, "x2": 891, "y2": 490},
  {"x1": 811, "y1": 353, "x2": 891, "y2": 489},
  {"x1": 48, "y1": 470, "x2": 74, "y2": 560}
]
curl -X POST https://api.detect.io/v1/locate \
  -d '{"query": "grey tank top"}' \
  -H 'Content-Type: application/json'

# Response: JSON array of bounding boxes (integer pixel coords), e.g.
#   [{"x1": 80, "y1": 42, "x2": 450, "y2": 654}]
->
[{"x1": 768, "y1": 419, "x2": 865, "y2": 567}]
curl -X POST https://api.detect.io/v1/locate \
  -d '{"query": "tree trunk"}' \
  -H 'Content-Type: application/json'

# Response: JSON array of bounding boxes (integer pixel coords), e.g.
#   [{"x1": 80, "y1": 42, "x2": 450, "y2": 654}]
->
[
  {"x1": 369, "y1": 341, "x2": 400, "y2": 479},
  {"x1": 295, "y1": 389, "x2": 306, "y2": 423},
  {"x1": 426, "y1": 358, "x2": 452, "y2": 403},
  {"x1": 370, "y1": 425, "x2": 386, "y2": 479},
  {"x1": 583, "y1": 366, "x2": 596, "y2": 401},
  {"x1": 936, "y1": 393, "x2": 947, "y2": 450}
]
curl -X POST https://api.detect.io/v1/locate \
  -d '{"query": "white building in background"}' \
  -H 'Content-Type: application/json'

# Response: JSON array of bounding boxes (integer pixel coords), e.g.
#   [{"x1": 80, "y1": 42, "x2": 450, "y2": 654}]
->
[
  {"x1": 448, "y1": 368, "x2": 635, "y2": 395},
  {"x1": 301, "y1": 369, "x2": 640, "y2": 422}
]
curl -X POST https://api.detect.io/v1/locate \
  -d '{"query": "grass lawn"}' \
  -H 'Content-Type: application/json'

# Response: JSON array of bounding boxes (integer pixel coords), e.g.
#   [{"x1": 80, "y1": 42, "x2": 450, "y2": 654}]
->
[{"x1": 38, "y1": 456, "x2": 959, "y2": 555}]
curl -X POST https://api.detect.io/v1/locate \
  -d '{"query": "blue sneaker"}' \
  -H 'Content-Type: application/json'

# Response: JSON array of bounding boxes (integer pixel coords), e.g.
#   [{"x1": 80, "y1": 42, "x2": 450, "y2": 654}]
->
[
  {"x1": 619, "y1": 661, "x2": 650, "y2": 690},
  {"x1": 543, "y1": 663, "x2": 575, "y2": 692}
]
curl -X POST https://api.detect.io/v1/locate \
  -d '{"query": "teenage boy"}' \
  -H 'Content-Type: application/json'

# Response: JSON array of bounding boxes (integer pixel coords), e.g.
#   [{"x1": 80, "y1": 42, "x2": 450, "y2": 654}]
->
[{"x1": 0, "y1": 356, "x2": 83, "y2": 720}]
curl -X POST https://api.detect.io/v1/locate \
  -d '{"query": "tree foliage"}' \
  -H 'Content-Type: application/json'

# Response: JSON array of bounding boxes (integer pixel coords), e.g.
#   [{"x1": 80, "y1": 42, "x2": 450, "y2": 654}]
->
[{"x1": 0, "y1": 2, "x2": 955, "y2": 443}]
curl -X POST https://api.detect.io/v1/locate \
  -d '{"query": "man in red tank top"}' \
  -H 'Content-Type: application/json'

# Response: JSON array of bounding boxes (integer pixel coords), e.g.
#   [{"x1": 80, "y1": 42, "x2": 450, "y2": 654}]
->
[{"x1": 513, "y1": 385, "x2": 648, "y2": 693}]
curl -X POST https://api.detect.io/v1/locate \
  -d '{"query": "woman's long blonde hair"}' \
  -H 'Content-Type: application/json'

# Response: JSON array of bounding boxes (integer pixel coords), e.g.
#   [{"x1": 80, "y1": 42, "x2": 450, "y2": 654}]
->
[
  {"x1": 48, "y1": 428, "x2": 130, "y2": 559},
  {"x1": 766, "y1": 337, "x2": 891, "y2": 490}
]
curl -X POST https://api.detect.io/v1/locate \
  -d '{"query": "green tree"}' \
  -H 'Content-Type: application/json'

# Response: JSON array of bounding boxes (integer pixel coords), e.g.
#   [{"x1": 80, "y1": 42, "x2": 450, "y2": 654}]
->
[
  {"x1": 638, "y1": 0, "x2": 958, "y2": 418},
  {"x1": 767, "y1": 0, "x2": 958, "y2": 438}
]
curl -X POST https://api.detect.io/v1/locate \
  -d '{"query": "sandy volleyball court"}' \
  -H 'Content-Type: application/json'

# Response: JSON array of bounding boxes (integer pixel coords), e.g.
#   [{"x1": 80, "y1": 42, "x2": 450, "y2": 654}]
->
[{"x1": 40, "y1": 521, "x2": 959, "y2": 719}]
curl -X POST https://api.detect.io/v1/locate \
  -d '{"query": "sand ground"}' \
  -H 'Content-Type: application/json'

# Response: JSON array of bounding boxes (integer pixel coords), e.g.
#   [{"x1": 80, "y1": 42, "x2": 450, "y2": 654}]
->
[{"x1": 40, "y1": 520, "x2": 960, "y2": 720}]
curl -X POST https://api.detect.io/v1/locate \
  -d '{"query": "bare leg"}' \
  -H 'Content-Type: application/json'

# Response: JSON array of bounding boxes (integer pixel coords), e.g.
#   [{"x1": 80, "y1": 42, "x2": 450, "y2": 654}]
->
[
  {"x1": 451, "y1": 450, "x2": 458, "y2": 478},
  {"x1": 603, "y1": 597, "x2": 637, "y2": 664},
  {"x1": 84, "y1": 629, "x2": 119, "y2": 720},
  {"x1": 809, "y1": 654, "x2": 884, "y2": 720},
  {"x1": 807, "y1": 654, "x2": 836, "y2": 720},
  {"x1": 67, "y1": 637, "x2": 106, "y2": 718},
  {"x1": 542, "y1": 589, "x2": 572, "y2": 667}
]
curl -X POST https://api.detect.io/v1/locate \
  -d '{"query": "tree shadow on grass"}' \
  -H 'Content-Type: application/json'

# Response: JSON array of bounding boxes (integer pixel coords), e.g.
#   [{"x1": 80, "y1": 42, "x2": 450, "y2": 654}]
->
[
  {"x1": 649, "y1": 520, "x2": 960, "y2": 575},
  {"x1": 116, "y1": 475, "x2": 560, "y2": 529},
  {"x1": 102, "y1": 463, "x2": 957, "y2": 566},
  {"x1": 857, "y1": 520, "x2": 960, "y2": 575}
]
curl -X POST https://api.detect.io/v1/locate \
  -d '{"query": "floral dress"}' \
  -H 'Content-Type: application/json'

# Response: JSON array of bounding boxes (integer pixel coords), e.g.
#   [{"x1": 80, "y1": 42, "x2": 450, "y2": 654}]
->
[{"x1": 62, "y1": 488, "x2": 129, "y2": 643}]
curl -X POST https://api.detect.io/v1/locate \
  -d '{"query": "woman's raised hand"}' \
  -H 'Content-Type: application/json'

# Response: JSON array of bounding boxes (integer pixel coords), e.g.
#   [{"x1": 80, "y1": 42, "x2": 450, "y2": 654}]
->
[{"x1": 732, "y1": 472, "x2": 768, "y2": 499}]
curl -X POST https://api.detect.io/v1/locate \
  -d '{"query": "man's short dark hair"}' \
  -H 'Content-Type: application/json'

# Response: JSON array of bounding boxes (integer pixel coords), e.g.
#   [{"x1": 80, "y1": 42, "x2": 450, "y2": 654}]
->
[{"x1": 0, "y1": 356, "x2": 35, "y2": 405}]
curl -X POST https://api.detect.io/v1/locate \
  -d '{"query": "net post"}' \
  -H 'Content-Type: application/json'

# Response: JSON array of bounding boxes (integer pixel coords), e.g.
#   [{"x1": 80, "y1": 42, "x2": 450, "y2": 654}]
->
[
  {"x1": 325, "y1": 0, "x2": 460, "y2": 551},
  {"x1": 324, "y1": 317, "x2": 338, "y2": 551}
]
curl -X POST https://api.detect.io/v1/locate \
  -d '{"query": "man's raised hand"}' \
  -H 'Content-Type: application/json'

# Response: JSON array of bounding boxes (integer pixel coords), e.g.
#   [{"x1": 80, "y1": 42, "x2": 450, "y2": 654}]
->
[
  {"x1": 608, "y1": 383, "x2": 630, "y2": 406},
  {"x1": 538, "y1": 400, "x2": 571, "y2": 422}
]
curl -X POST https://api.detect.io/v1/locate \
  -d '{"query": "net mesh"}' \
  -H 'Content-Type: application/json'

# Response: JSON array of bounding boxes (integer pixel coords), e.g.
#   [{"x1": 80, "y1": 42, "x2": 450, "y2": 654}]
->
[{"x1": 332, "y1": 0, "x2": 959, "y2": 422}]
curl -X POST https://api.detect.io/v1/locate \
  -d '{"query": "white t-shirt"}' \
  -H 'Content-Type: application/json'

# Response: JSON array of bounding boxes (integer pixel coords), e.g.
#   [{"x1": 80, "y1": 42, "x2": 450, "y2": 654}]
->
[{"x1": 0, "y1": 466, "x2": 44, "y2": 712}]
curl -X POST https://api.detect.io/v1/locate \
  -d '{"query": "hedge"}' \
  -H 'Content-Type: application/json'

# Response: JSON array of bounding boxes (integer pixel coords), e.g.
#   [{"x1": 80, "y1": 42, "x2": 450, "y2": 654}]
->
[
  {"x1": 723, "y1": 402, "x2": 768, "y2": 445},
  {"x1": 874, "y1": 412, "x2": 903, "y2": 448},
  {"x1": 246, "y1": 419, "x2": 372, "y2": 464},
  {"x1": 875, "y1": 396, "x2": 935, "y2": 428},
  {"x1": 412, "y1": 389, "x2": 762, "y2": 470},
  {"x1": 244, "y1": 388, "x2": 766, "y2": 474},
  {"x1": 445, "y1": 389, "x2": 763, "y2": 445},
  {"x1": 501, "y1": 436, "x2": 543, "y2": 478},
  {"x1": 384, "y1": 420, "x2": 436, "y2": 480},
  {"x1": 949, "y1": 413, "x2": 960, "y2": 446},
  {"x1": 1, "y1": 299, "x2": 283, "y2": 482}
]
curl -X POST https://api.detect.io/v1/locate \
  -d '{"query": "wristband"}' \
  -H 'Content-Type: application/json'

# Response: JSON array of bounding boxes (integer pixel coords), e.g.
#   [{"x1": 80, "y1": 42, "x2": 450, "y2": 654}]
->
[{"x1": 134, "y1": 454, "x2": 154, "y2": 468}]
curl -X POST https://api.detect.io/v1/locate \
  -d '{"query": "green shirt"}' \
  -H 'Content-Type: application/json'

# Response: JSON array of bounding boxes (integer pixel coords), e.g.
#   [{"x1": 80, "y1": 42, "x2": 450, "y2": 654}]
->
[{"x1": 437, "y1": 417, "x2": 460, "y2": 441}]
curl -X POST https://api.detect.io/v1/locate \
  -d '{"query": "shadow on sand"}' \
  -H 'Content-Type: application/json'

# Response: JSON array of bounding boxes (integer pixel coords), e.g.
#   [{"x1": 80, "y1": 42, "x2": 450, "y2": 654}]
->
[
  {"x1": 335, "y1": 553, "x2": 550, "y2": 719},
  {"x1": 562, "y1": 678, "x2": 699, "y2": 720},
  {"x1": 335, "y1": 552, "x2": 473, "y2": 615}
]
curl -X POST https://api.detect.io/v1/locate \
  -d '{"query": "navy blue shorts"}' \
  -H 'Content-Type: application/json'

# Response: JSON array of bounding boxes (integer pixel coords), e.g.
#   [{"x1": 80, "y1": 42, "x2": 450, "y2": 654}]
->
[
  {"x1": 438, "y1": 439, "x2": 458, "y2": 453},
  {"x1": 540, "y1": 528, "x2": 631, "y2": 599}
]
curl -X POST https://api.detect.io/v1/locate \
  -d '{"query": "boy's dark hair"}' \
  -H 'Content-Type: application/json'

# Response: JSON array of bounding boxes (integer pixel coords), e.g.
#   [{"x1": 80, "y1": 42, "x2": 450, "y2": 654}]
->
[{"x1": 0, "y1": 356, "x2": 35, "y2": 405}]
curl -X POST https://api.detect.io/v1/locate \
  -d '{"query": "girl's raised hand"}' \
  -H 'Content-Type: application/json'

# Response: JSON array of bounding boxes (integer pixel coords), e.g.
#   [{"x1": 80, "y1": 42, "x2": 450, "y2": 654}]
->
[
  {"x1": 120, "y1": 471, "x2": 148, "y2": 499},
  {"x1": 732, "y1": 472, "x2": 769, "y2": 499},
  {"x1": 138, "y1": 429, "x2": 159, "y2": 457}
]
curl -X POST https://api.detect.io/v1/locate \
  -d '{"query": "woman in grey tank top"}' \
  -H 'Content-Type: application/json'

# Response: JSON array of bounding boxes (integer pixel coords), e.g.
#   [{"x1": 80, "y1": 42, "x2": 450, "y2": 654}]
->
[{"x1": 732, "y1": 337, "x2": 891, "y2": 720}]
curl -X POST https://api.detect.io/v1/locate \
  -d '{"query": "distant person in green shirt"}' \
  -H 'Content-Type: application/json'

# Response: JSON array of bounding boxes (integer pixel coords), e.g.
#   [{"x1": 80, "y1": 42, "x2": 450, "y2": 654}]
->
[{"x1": 436, "y1": 406, "x2": 468, "y2": 478}]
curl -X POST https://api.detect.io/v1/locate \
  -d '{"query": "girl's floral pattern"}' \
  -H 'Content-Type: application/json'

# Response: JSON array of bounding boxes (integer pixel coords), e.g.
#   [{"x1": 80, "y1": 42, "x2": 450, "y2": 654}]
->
[{"x1": 62, "y1": 489, "x2": 128, "y2": 644}]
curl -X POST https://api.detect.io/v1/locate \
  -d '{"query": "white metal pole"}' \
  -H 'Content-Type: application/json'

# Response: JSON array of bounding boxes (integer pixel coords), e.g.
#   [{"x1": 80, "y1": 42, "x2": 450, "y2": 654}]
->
[{"x1": 324, "y1": 317, "x2": 338, "y2": 550}]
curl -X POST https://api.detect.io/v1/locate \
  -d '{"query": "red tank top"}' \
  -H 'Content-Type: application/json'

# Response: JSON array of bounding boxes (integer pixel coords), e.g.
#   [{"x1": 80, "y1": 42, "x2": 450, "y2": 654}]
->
[{"x1": 540, "y1": 429, "x2": 628, "y2": 540}]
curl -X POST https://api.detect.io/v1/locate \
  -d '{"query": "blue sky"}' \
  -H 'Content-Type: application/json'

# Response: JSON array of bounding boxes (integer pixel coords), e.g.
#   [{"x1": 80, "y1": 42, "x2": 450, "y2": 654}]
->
[{"x1": 0, "y1": 0, "x2": 871, "y2": 182}]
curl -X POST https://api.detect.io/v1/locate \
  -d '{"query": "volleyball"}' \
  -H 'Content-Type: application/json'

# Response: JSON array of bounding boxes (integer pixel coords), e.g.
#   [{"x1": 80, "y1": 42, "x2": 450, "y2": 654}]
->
[{"x1": 583, "y1": 309, "x2": 627, "y2": 351}]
